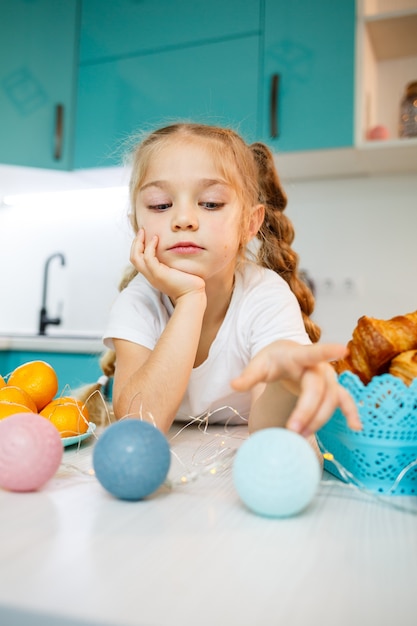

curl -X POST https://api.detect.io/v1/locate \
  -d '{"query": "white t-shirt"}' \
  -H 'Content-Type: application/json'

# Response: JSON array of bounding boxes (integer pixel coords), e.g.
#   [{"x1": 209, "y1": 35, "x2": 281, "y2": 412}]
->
[{"x1": 103, "y1": 262, "x2": 310, "y2": 425}]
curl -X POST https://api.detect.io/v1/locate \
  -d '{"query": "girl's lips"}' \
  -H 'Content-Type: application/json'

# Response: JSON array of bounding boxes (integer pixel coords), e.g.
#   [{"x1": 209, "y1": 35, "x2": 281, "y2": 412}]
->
[{"x1": 168, "y1": 242, "x2": 204, "y2": 254}]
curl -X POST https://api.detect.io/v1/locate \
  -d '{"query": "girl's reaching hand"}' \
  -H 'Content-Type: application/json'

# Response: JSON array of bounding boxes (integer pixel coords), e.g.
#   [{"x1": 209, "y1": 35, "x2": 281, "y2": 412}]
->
[
  {"x1": 130, "y1": 229, "x2": 206, "y2": 302},
  {"x1": 231, "y1": 341, "x2": 361, "y2": 436}
]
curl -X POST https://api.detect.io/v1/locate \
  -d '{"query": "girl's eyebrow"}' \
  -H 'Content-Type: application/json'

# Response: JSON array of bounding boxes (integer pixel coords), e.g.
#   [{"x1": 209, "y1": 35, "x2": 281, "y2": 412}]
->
[
  {"x1": 199, "y1": 178, "x2": 229, "y2": 189},
  {"x1": 140, "y1": 178, "x2": 229, "y2": 192},
  {"x1": 140, "y1": 180, "x2": 166, "y2": 192}
]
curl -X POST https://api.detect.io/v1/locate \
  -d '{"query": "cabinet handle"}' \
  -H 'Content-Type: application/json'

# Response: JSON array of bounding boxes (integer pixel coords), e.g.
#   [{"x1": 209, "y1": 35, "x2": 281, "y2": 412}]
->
[
  {"x1": 270, "y1": 74, "x2": 280, "y2": 138},
  {"x1": 54, "y1": 104, "x2": 64, "y2": 161}
]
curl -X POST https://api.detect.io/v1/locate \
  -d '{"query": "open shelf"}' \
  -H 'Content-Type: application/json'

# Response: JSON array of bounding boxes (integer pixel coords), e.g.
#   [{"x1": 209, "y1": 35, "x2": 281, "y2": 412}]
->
[
  {"x1": 356, "y1": 0, "x2": 417, "y2": 145},
  {"x1": 365, "y1": 11, "x2": 417, "y2": 60},
  {"x1": 275, "y1": 139, "x2": 417, "y2": 182}
]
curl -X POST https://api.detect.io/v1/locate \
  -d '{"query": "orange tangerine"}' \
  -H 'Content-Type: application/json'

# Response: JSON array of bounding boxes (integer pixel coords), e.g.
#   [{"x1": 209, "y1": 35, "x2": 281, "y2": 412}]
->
[
  {"x1": 0, "y1": 375, "x2": 6, "y2": 390},
  {"x1": 8, "y1": 360, "x2": 58, "y2": 411},
  {"x1": 0, "y1": 402, "x2": 34, "y2": 420},
  {"x1": 0, "y1": 386, "x2": 38, "y2": 412},
  {"x1": 40, "y1": 397, "x2": 89, "y2": 438}
]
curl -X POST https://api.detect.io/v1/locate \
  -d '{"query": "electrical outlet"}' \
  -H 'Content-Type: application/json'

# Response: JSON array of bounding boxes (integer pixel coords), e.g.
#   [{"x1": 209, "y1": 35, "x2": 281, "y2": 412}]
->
[
  {"x1": 314, "y1": 278, "x2": 336, "y2": 298},
  {"x1": 314, "y1": 277, "x2": 359, "y2": 298}
]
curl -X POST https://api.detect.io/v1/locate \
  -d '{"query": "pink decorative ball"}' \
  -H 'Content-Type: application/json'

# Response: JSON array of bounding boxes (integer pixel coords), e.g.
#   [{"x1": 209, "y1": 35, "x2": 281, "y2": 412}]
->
[
  {"x1": 0, "y1": 413, "x2": 63, "y2": 492},
  {"x1": 366, "y1": 125, "x2": 390, "y2": 140}
]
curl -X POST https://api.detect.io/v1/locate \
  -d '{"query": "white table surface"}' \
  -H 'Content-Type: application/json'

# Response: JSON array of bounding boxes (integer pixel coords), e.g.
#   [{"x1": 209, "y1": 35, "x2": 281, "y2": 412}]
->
[{"x1": 0, "y1": 423, "x2": 416, "y2": 626}]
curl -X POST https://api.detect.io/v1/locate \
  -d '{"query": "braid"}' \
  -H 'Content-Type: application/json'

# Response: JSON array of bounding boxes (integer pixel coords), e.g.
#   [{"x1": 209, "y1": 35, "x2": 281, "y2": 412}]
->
[
  {"x1": 118, "y1": 264, "x2": 138, "y2": 291},
  {"x1": 251, "y1": 142, "x2": 321, "y2": 343}
]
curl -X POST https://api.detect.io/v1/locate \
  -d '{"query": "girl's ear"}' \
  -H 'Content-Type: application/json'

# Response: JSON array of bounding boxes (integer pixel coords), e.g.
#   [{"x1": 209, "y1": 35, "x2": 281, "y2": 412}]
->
[{"x1": 247, "y1": 204, "x2": 265, "y2": 240}]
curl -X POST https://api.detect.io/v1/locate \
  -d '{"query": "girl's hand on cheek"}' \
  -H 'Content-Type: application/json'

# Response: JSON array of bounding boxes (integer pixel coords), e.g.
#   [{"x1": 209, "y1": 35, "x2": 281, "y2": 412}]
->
[{"x1": 130, "y1": 228, "x2": 206, "y2": 301}]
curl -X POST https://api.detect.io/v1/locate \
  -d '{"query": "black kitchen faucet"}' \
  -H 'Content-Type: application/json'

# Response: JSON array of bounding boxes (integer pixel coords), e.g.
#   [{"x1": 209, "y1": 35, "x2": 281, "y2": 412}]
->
[{"x1": 38, "y1": 252, "x2": 66, "y2": 335}]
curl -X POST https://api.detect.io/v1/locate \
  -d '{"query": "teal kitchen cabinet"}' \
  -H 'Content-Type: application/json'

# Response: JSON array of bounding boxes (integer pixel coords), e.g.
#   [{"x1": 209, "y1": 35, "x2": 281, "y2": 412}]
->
[
  {"x1": 0, "y1": 0, "x2": 261, "y2": 171},
  {"x1": 79, "y1": 0, "x2": 261, "y2": 63},
  {"x1": 0, "y1": 0, "x2": 356, "y2": 170},
  {"x1": 0, "y1": 0, "x2": 80, "y2": 170},
  {"x1": 74, "y1": 0, "x2": 262, "y2": 168},
  {"x1": 261, "y1": 0, "x2": 355, "y2": 152},
  {"x1": 74, "y1": 34, "x2": 261, "y2": 168},
  {"x1": 0, "y1": 351, "x2": 102, "y2": 398}
]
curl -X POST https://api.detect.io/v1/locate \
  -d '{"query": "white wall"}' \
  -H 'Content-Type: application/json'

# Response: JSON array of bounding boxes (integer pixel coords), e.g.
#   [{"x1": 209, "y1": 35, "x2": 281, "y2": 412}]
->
[
  {"x1": 0, "y1": 171, "x2": 416, "y2": 343},
  {"x1": 0, "y1": 187, "x2": 133, "y2": 336},
  {"x1": 286, "y1": 172, "x2": 417, "y2": 342}
]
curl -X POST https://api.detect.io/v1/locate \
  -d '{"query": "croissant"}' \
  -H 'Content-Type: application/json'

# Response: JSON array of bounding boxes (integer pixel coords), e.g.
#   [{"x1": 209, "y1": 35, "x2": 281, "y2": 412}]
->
[
  {"x1": 389, "y1": 350, "x2": 417, "y2": 386},
  {"x1": 333, "y1": 310, "x2": 417, "y2": 384}
]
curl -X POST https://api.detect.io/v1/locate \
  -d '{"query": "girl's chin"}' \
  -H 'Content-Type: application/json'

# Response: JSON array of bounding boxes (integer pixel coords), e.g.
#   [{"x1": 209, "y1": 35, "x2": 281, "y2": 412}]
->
[{"x1": 163, "y1": 258, "x2": 204, "y2": 277}]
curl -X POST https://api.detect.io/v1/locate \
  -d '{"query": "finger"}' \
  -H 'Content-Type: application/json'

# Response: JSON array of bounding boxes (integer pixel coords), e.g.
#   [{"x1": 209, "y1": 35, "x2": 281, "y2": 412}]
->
[
  {"x1": 298, "y1": 379, "x2": 340, "y2": 437},
  {"x1": 298, "y1": 363, "x2": 361, "y2": 434},
  {"x1": 143, "y1": 234, "x2": 158, "y2": 260},
  {"x1": 286, "y1": 369, "x2": 326, "y2": 434},
  {"x1": 293, "y1": 342, "x2": 348, "y2": 367},
  {"x1": 338, "y1": 386, "x2": 362, "y2": 431},
  {"x1": 130, "y1": 229, "x2": 145, "y2": 264},
  {"x1": 290, "y1": 368, "x2": 361, "y2": 437},
  {"x1": 142, "y1": 236, "x2": 162, "y2": 273},
  {"x1": 260, "y1": 341, "x2": 347, "y2": 373},
  {"x1": 264, "y1": 342, "x2": 347, "y2": 385}
]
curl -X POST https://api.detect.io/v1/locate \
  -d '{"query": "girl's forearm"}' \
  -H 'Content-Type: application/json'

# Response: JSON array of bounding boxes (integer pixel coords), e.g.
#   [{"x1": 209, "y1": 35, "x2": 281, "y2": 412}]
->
[{"x1": 113, "y1": 291, "x2": 207, "y2": 433}]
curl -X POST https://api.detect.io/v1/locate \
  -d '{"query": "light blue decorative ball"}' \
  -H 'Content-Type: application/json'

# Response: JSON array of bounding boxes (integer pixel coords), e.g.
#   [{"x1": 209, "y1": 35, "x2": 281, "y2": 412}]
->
[
  {"x1": 93, "y1": 419, "x2": 171, "y2": 501},
  {"x1": 233, "y1": 428, "x2": 321, "y2": 518}
]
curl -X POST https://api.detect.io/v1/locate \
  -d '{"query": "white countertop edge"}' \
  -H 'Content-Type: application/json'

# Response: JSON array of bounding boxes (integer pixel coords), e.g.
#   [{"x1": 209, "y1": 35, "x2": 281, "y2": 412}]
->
[{"x1": 0, "y1": 335, "x2": 105, "y2": 354}]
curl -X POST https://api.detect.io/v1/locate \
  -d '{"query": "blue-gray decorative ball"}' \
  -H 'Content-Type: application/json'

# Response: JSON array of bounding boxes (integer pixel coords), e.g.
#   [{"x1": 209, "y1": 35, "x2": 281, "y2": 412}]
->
[{"x1": 93, "y1": 419, "x2": 171, "y2": 501}]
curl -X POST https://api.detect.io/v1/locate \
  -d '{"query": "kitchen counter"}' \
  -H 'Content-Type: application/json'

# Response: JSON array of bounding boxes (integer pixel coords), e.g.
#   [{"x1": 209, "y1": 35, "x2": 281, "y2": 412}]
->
[
  {"x1": 0, "y1": 334, "x2": 104, "y2": 355},
  {"x1": 0, "y1": 423, "x2": 416, "y2": 626}
]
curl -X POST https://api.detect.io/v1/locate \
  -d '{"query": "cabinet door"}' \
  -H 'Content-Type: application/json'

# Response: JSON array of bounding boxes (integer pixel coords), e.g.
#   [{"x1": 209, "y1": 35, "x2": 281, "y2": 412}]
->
[
  {"x1": 80, "y1": 0, "x2": 261, "y2": 63},
  {"x1": 74, "y1": 36, "x2": 260, "y2": 169},
  {"x1": 262, "y1": 0, "x2": 355, "y2": 152},
  {"x1": 0, "y1": 0, "x2": 79, "y2": 170}
]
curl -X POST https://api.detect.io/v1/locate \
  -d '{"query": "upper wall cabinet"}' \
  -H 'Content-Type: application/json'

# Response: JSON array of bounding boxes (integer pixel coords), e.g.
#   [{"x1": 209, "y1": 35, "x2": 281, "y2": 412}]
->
[
  {"x1": 261, "y1": 0, "x2": 356, "y2": 152},
  {"x1": 74, "y1": 35, "x2": 260, "y2": 168},
  {"x1": 74, "y1": 0, "x2": 261, "y2": 168},
  {"x1": 79, "y1": 0, "x2": 261, "y2": 62},
  {"x1": 0, "y1": 0, "x2": 80, "y2": 170},
  {"x1": 2, "y1": 0, "x2": 414, "y2": 175}
]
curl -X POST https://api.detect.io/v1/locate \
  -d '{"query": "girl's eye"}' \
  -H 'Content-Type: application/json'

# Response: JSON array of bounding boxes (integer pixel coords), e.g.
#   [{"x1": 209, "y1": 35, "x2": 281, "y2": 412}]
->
[
  {"x1": 200, "y1": 202, "x2": 225, "y2": 210},
  {"x1": 148, "y1": 203, "x2": 171, "y2": 211}
]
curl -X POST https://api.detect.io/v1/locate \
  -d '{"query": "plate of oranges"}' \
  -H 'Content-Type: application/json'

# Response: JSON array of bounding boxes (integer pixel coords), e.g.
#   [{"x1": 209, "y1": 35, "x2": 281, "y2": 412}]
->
[
  {"x1": 0, "y1": 360, "x2": 96, "y2": 447},
  {"x1": 60, "y1": 421, "x2": 97, "y2": 448}
]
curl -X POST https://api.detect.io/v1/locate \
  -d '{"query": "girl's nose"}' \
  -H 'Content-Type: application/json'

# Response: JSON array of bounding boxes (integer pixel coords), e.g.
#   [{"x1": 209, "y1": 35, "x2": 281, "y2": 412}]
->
[{"x1": 171, "y1": 204, "x2": 198, "y2": 231}]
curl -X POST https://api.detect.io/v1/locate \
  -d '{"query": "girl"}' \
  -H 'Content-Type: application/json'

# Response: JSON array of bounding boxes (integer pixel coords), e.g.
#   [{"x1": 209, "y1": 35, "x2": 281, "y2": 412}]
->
[{"x1": 103, "y1": 123, "x2": 359, "y2": 437}]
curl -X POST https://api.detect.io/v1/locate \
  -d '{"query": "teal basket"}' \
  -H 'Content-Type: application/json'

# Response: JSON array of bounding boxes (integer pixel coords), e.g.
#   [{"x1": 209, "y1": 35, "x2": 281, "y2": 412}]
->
[{"x1": 318, "y1": 371, "x2": 417, "y2": 495}]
